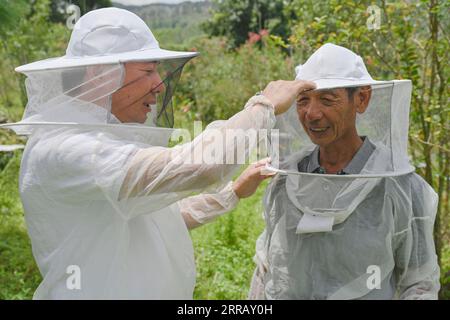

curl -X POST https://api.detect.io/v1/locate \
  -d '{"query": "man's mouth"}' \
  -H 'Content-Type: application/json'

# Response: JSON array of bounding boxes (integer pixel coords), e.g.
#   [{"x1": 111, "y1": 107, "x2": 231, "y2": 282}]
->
[{"x1": 309, "y1": 126, "x2": 329, "y2": 133}]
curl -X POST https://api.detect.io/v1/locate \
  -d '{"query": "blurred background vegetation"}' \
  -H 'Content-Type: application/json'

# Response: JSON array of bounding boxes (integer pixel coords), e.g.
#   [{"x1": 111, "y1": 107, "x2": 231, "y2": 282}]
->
[{"x1": 0, "y1": 0, "x2": 448, "y2": 299}]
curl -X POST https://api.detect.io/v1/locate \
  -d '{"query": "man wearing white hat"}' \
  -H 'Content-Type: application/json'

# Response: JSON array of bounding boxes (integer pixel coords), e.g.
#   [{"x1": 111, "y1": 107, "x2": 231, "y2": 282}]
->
[
  {"x1": 244, "y1": 43, "x2": 440, "y2": 299},
  {"x1": 1, "y1": 8, "x2": 315, "y2": 299}
]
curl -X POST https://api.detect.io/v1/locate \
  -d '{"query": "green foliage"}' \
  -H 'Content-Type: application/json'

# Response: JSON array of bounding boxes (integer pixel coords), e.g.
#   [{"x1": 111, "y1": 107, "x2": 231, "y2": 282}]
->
[
  {"x1": 153, "y1": 24, "x2": 206, "y2": 49},
  {"x1": 203, "y1": 0, "x2": 291, "y2": 48},
  {"x1": 175, "y1": 36, "x2": 294, "y2": 124},
  {"x1": 125, "y1": 2, "x2": 211, "y2": 30},
  {"x1": 0, "y1": 152, "x2": 42, "y2": 299},
  {"x1": 191, "y1": 179, "x2": 267, "y2": 299},
  {"x1": 441, "y1": 244, "x2": 450, "y2": 300},
  {"x1": 49, "y1": 0, "x2": 112, "y2": 23},
  {"x1": 0, "y1": 0, "x2": 69, "y2": 144},
  {"x1": 0, "y1": 0, "x2": 28, "y2": 35}
]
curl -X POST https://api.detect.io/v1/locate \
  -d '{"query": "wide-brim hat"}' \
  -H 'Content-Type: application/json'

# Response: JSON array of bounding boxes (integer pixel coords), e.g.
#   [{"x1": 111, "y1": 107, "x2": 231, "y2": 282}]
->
[
  {"x1": 15, "y1": 7, "x2": 198, "y2": 73},
  {"x1": 295, "y1": 43, "x2": 394, "y2": 90}
]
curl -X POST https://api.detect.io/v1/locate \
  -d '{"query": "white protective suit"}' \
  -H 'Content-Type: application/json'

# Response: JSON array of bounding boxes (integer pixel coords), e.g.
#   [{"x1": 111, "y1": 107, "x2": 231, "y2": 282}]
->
[
  {"x1": 251, "y1": 44, "x2": 440, "y2": 300},
  {"x1": 1, "y1": 8, "x2": 275, "y2": 299}
]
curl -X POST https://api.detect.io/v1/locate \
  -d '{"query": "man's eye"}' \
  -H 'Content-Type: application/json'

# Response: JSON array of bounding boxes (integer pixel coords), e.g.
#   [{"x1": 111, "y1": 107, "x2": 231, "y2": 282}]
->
[
  {"x1": 321, "y1": 98, "x2": 335, "y2": 105},
  {"x1": 140, "y1": 69, "x2": 155, "y2": 74},
  {"x1": 297, "y1": 98, "x2": 309, "y2": 106}
]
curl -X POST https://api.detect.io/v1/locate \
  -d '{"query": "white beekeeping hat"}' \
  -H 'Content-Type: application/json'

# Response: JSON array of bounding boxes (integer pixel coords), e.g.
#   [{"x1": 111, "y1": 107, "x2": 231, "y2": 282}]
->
[{"x1": 15, "y1": 7, "x2": 197, "y2": 72}]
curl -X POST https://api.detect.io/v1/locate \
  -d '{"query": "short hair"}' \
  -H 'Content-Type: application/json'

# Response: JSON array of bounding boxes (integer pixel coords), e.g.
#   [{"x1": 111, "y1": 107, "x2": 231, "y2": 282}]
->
[{"x1": 345, "y1": 87, "x2": 359, "y2": 99}]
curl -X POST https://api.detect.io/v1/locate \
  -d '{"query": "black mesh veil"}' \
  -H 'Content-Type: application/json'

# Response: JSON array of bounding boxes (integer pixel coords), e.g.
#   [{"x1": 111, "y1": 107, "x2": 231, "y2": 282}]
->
[{"x1": 151, "y1": 57, "x2": 191, "y2": 128}]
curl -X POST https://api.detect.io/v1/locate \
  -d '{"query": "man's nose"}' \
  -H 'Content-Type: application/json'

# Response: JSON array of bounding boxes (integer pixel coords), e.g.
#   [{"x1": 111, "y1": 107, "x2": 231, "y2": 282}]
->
[
  {"x1": 305, "y1": 100, "x2": 323, "y2": 121},
  {"x1": 150, "y1": 72, "x2": 166, "y2": 94}
]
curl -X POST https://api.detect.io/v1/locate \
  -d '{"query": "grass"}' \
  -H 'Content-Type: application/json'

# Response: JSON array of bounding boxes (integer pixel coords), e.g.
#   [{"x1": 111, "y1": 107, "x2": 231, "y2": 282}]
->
[
  {"x1": 0, "y1": 151, "x2": 448, "y2": 299},
  {"x1": 191, "y1": 180, "x2": 267, "y2": 300},
  {"x1": 0, "y1": 152, "x2": 41, "y2": 299}
]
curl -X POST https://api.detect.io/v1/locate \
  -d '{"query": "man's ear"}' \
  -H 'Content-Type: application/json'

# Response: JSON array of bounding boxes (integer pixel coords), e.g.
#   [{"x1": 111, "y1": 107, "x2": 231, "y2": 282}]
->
[{"x1": 355, "y1": 86, "x2": 372, "y2": 114}]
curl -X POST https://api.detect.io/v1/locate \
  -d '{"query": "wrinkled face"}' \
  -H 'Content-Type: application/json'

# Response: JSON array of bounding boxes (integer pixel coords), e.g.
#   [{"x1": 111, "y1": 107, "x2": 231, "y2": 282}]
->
[
  {"x1": 111, "y1": 62, "x2": 165, "y2": 123},
  {"x1": 296, "y1": 87, "x2": 371, "y2": 147}
]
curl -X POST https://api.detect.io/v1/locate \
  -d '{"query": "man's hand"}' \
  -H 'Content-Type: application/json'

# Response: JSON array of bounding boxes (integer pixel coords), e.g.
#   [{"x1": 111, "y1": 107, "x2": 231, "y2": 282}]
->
[
  {"x1": 232, "y1": 158, "x2": 276, "y2": 199},
  {"x1": 262, "y1": 80, "x2": 316, "y2": 115}
]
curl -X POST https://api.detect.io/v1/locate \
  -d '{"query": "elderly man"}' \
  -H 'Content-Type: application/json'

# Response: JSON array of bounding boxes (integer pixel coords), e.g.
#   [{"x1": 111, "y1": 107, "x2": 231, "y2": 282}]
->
[
  {"x1": 1, "y1": 8, "x2": 315, "y2": 299},
  {"x1": 243, "y1": 44, "x2": 440, "y2": 299}
]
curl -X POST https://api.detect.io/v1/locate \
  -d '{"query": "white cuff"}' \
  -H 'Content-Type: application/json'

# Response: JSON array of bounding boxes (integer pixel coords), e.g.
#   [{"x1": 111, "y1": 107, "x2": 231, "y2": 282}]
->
[
  {"x1": 221, "y1": 181, "x2": 240, "y2": 210},
  {"x1": 244, "y1": 94, "x2": 275, "y2": 112}
]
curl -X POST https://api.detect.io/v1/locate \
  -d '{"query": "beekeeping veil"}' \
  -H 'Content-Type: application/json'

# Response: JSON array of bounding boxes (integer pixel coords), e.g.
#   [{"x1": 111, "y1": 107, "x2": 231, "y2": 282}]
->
[
  {"x1": 1, "y1": 7, "x2": 197, "y2": 141},
  {"x1": 267, "y1": 43, "x2": 414, "y2": 233},
  {"x1": 255, "y1": 44, "x2": 439, "y2": 300}
]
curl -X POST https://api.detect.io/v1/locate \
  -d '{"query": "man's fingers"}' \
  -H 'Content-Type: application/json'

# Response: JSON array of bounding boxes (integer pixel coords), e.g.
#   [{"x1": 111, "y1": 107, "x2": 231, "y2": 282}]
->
[
  {"x1": 259, "y1": 166, "x2": 276, "y2": 177},
  {"x1": 294, "y1": 80, "x2": 316, "y2": 93},
  {"x1": 248, "y1": 164, "x2": 274, "y2": 178},
  {"x1": 251, "y1": 158, "x2": 275, "y2": 177},
  {"x1": 254, "y1": 157, "x2": 271, "y2": 168},
  {"x1": 261, "y1": 173, "x2": 275, "y2": 180}
]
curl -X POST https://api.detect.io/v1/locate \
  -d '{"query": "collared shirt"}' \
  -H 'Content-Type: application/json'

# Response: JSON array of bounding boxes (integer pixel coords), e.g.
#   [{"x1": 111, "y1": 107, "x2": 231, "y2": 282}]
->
[{"x1": 297, "y1": 136, "x2": 376, "y2": 174}]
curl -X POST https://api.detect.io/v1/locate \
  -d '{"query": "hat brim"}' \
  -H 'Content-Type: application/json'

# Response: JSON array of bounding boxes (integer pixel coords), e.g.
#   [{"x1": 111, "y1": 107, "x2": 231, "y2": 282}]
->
[
  {"x1": 310, "y1": 78, "x2": 394, "y2": 90},
  {"x1": 16, "y1": 48, "x2": 199, "y2": 73}
]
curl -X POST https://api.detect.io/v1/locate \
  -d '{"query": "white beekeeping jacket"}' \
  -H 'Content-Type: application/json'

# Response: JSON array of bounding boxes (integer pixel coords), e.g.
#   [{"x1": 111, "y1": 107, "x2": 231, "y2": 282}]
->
[{"x1": 1, "y1": 8, "x2": 275, "y2": 299}]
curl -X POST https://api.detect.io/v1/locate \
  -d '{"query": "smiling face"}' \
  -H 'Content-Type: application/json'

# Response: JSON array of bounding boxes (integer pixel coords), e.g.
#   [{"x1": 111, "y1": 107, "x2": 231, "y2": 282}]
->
[
  {"x1": 111, "y1": 62, "x2": 165, "y2": 123},
  {"x1": 296, "y1": 87, "x2": 371, "y2": 147}
]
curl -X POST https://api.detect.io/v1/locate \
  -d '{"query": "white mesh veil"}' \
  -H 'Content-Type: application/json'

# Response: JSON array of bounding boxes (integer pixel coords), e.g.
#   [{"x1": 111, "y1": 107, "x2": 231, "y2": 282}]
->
[
  {"x1": 268, "y1": 80, "x2": 414, "y2": 177},
  {"x1": 5, "y1": 57, "x2": 192, "y2": 137}
]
